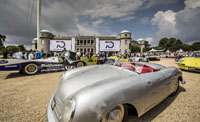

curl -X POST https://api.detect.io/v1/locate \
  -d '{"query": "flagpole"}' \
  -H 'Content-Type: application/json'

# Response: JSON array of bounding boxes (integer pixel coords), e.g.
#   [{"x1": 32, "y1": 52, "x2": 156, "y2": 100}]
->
[{"x1": 37, "y1": 0, "x2": 41, "y2": 51}]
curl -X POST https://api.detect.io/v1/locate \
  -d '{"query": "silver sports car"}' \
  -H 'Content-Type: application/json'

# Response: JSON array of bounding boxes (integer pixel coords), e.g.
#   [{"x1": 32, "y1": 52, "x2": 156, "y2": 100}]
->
[{"x1": 47, "y1": 61, "x2": 185, "y2": 122}]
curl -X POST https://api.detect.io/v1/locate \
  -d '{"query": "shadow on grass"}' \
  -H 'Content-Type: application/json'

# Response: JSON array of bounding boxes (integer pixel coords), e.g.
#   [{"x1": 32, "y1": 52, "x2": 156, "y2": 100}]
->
[{"x1": 126, "y1": 86, "x2": 186, "y2": 122}]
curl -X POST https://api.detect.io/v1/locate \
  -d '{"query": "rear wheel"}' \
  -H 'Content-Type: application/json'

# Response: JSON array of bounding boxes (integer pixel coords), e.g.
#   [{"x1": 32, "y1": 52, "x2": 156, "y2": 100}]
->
[
  {"x1": 22, "y1": 63, "x2": 38, "y2": 75},
  {"x1": 76, "y1": 61, "x2": 85, "y2": 68},
  {"x1": 101, "y1": 104, "x2": 128, "y2": 122}
]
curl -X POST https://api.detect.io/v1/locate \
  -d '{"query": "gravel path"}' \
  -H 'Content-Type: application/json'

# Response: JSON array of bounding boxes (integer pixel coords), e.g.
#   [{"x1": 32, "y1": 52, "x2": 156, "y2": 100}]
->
[{"x1": 0, "y1": 58, "x2": 200, "y2": 122}]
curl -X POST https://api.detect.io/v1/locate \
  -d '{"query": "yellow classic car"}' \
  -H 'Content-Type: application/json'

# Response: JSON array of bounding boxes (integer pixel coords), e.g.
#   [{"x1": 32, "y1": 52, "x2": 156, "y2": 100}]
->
[{"x1": 178, "y1": 51, "x2": 200, "y2": 72}]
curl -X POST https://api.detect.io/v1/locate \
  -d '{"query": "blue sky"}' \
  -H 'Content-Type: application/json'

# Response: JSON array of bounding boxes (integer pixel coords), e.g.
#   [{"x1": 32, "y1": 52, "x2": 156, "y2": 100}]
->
[{"x1": 0, "y1": 0, "x2": 200, "y2": 48}]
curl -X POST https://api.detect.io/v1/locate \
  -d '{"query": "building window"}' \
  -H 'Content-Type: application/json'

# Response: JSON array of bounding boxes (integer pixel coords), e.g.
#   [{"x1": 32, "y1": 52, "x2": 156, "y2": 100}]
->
[
  {"x1": 125, "y1": 34, "x2": 127, "y2": 37},
  {"x1": 77, "y1": 40, "x2": 79, "y2": 45},
  {"x1": 84, "y1": 40, "x2": 86, "y2": 45},
  {"x1": 35, "y1": 43, "x2": 37, "y2": 49},
  {"x1": 125, "y1": 40, "x2": 128, "y2": 45},
  {"x1": 84, "y1": 48, "x2": 86, "y2": 54},
  {"x1": 88, "y1": 48, "x2": 90, "y2": 53},
  {"x1": 77, "y1": 48, "x2": 79, "y2": 51},
  {"x1": 88, "y1": 40, "x2": 90, "y2": 45},
  {"x1": 80, "y1": 48, "x2": 83, "y2": 52},
  {"x1": 41, "y1": 40, "x2": 45, "y2": 45},
  {"x1": 80, "y1": 40, "x2": 83, "y2": 45},
  {"x1": 91, "y1": 40, "x2": 94, "y2": 45},
  {"x1": 91, "y1": 48, "x2": 94, "y2": 53}
]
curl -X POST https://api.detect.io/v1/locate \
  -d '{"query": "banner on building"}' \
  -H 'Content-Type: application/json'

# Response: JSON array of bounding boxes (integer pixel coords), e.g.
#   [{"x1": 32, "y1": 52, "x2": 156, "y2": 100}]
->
[
  {"x1": 99, "y1": 40, "x2": 120, "y2": 51},
  {"x1": 50, "y1": 40, "x2": 71, "y2": 51}
]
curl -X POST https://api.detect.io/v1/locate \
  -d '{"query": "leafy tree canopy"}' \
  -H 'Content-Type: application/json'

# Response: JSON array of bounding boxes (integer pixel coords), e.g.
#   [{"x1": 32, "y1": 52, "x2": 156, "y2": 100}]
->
[
  {"x1": 156, "y1": 37, "x2": 199, "y2": 52},
  {"x1": 0, "y1": 34, "x2": 6, "y2": 48},
  {"x1": 131, "y1": 45, "x2": 141, "y2": 53}
]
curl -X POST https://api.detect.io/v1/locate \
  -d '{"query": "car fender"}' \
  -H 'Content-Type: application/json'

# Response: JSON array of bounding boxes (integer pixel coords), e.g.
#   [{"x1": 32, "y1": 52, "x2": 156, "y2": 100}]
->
[{"x1": 71, "y1": 75, "x2": 144, "y2": 122}]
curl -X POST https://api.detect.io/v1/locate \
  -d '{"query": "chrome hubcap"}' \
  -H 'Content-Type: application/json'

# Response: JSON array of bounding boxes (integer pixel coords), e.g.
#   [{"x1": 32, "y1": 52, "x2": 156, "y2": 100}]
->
[{"x1": 102, "y1": 104, "x2": 125, "y2": 122}]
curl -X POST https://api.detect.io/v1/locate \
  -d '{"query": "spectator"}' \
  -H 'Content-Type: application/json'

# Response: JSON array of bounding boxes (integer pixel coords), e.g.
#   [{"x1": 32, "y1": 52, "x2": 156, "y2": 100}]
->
[
  {"x1": 13, "y1": 50, "x2": 23, "y2": 59},
  {"x1": 35, "y1": 50, "x2": 41, "y2": 59},
  {"x1": 9, "y1": 50, "x2": 13, "y2": 57},
  {"x1": 24, "y1": 52, "x2": 28, "y2": 59},
  {"x1": 76, "y1": 51, "x2": 81, "y2": 60},
  {"x1": 28, "y1": 51, "x2": 34, "y2": 60}
]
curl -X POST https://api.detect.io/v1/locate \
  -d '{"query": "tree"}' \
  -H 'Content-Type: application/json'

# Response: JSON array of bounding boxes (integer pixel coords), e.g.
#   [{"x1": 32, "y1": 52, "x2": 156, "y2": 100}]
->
[
  {"x1": 131, "y1": 45, "x2": 141, "y2": 53},
  {"x1": 18, "y1": 45, "x2": 26, "y2": 51},
  {"x1": 6, "y1": 46, "x2": 20, "y2": 52},
  {"x1": 144, "y1": 41, "x2": 151, "y2": 52},
  {"x1": 158, "y1": 37, "x2": 168, "y2": 48},
  {"x1": 158, "y1": 37, "x2": 184, "y2": 52},
  {"x1": 181, "y1": 44, "x2": 191, "y2": 51},
  {"x1": 0, "y1": 34, "x2": 6, "y2": 51},
  {"x1": 191, "y1": 42, "x2": 200, "y2": 51}
]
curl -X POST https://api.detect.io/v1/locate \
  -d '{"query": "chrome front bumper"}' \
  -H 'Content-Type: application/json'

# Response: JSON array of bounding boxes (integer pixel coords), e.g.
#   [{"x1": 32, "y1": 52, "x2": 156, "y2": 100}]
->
[{"x1": 47, "y1": 93, "x2": 57, "y2": 122}]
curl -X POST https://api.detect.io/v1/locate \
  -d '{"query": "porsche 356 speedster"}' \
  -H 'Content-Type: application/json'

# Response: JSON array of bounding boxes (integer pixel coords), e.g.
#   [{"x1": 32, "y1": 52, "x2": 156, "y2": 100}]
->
[{"x1": 47, "y1": 61, "x2": 185, "y2": 122}]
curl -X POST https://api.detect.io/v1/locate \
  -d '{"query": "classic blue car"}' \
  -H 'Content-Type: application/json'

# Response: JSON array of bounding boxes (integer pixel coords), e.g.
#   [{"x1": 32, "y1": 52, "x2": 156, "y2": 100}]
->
[
  {"x1": 0, "y1": 51, "x2": 86, "y2": 75},
  {"x1": 0, "y1": 57, "x2": 66, "y2": 75}
]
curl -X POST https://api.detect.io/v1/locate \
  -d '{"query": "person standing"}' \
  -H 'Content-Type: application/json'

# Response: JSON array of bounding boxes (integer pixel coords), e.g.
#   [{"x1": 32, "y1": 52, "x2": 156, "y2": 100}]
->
[
  {"x1": 13, "y1": 50, "x2": 23, "y2": 59},
  {"x1": 24, "y1": 52, "x2": 28, "y2": 59},
  {"x1": 35, "y1": 50, "x2": 41, "y2": 59},
  {"x1": 9, "y1": 50, "x2": 13, "y2": 57},
  {"x1": 76, "y1": 50, "x2": 81, "y2": 60},
  {"x1": 28, "y1": 51, "x2": 34, "y2": 60}
]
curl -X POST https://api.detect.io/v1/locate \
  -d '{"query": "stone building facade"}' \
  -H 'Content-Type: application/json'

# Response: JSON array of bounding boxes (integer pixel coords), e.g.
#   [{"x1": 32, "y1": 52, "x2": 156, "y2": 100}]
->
[{"x1": 32, "y1": 30, "x2": 141, "y2": 54}]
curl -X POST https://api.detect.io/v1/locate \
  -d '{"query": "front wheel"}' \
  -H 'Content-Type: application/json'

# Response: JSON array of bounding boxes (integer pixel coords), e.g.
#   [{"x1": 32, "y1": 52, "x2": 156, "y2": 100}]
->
[
  {"x1": 101, "y1": 104, "x2": 127, "y2": 122},
  {"x1": 22, "y1": 63, "x2": 39, "y2": 75},
  {"x1": 171, "y1": 79, "x2": 179, "y2": 96}
]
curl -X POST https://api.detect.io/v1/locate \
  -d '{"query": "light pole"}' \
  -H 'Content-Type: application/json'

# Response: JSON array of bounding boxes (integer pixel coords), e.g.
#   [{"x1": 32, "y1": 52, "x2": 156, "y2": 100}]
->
[{"x1": 37, "y1": 0, "x2": 41, "y2": 51}]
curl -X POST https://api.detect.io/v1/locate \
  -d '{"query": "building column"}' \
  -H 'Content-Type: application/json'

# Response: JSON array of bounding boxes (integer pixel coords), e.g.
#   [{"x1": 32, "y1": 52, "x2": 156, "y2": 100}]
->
[
  {"x1": 96, "y1": 37, "x2": 99, "y2": 54},
  {"x1": 72, "y1": 37, "x2": 75, "y2": 51}
]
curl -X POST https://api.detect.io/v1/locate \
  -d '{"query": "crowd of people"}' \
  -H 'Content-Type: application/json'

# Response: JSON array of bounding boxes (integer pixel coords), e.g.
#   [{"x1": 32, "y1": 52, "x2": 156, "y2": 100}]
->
[
  {"x1": 1, "y1": 48, "x2": 192, "y2": 61},
  {"x1": 8, "y1": 50, "x2": 42, "y2": 60}
]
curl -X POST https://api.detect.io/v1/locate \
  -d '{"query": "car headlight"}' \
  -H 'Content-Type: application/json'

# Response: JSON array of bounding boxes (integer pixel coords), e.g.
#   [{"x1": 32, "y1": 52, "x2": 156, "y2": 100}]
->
[
  {"x1": 64, "y1": 99, "x2": 76, "y2": 122},
  {"x1": 178, "y1": 59, "x2": 184, "y2": 63}
]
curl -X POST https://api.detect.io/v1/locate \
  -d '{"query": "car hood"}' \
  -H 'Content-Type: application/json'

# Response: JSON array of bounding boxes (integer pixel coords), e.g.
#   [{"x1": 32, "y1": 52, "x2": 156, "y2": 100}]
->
[
  {"x1": 182, "y1": 57, "x2": 200, "y2": 67},
  {"x1": 55, "y1": 65, "x2": 136, "y2": 101}
]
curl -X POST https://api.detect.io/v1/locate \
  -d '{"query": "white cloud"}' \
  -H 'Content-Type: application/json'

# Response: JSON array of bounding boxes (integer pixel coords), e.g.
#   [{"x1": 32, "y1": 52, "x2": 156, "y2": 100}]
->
[
  {"x1": 151, "y1": 10, "x2": 178, "y2": 37},
  {"x1": 185, "y1": 0, "x2": 200, "y2": 9},
  {"x1": 144, "y1": 0, "x2": 180, "y2": 8},
  {"x1": 77, "y1": 24, "x2": 101, "y2": 36},
  {"x1": 81, "y1": 0, "x2": 144, "y2": 19},
  {"x1": 151, "y1": 0, "x2": 200, "y2": 43},
  {"x1": 145, "y1": 37, "x2": 154, "y2": 44},
  {"x1": 119, "y1": 16, "x2": 135, "y2": 22},
  {"x1": 92, "y1": 19, "x2": 104, "y2": 27}
]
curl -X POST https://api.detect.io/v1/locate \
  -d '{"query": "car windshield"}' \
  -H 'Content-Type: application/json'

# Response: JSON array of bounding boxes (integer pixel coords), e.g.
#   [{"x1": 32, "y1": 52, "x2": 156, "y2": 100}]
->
[{"x1": 188, "y1": 52, "x2": 200, "y2": 57}]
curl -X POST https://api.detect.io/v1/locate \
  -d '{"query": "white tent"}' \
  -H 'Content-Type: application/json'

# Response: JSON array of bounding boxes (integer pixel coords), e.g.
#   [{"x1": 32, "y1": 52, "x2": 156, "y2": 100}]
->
[
  {"x1": 166, "y1": 50, "x2": 170, "y2": 53},
  {"x1": 177, "y1": 49, "x2": 183, "y2": 53},
  {"x1": 149, "y1": 48, "x2": 163, "y2": 52}
]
